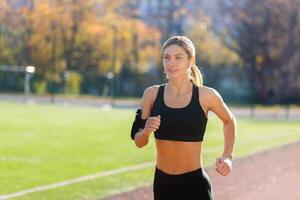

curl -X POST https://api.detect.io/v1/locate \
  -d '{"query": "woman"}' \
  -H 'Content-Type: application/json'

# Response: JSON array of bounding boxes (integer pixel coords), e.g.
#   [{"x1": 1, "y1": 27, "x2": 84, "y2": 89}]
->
[{"x1": 130, "y1": 36, "x2": 236, "y2": 200}]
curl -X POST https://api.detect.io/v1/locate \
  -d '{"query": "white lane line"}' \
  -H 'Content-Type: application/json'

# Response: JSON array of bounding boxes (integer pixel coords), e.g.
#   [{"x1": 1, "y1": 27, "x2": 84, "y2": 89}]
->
[
  {"x1": 0, "y1": 156, "x2": 41, "y2": 164},
  {"x1": 0, "y1": 161, "x2": 155, "y2": 200}
]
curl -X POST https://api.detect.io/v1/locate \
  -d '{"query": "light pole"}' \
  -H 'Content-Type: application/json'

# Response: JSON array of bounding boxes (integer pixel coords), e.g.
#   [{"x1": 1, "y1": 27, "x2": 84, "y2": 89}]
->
[
  {"x1": 24, "y1": 66, "x2": 35, "y2": 103},
  {"x1": 106, "y1": 71, "x2": 114, "y2": 107},
  {"x1": 63, "y1": 70, "x2": 70, "y2": 93}
]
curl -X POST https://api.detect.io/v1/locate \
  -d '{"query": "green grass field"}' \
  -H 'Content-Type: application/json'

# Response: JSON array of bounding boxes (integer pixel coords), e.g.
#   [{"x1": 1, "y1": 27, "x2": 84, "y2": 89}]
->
[{"x1": 0, "y1": 102, "x2": 299, "y2": 200}]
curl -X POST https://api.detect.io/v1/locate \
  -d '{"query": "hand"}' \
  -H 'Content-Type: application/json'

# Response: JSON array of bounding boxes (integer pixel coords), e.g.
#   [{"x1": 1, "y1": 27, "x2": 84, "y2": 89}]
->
[
  {"x1": 215, "y1": 156, "x2": 232, "y2": 176},
  {"x1": 143, "y1": 115, "x2": 161, "y2": 135}
]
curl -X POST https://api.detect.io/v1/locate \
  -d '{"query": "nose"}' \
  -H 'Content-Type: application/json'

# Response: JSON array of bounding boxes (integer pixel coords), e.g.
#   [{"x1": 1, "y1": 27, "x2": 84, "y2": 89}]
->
[{"x1": 167, "y1": 60, "x2": 175, "y2": 67}]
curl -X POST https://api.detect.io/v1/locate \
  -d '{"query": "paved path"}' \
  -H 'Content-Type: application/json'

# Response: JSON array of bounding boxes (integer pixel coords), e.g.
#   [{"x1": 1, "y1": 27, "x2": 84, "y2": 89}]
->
[{"x1": 103, "y1": 141, "x2": 300, "y2": 200}]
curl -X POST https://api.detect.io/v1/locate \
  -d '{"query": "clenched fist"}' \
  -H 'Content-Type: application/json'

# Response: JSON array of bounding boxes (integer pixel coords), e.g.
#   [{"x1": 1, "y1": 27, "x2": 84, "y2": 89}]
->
[
  {"x1": 144, "y1": 115, "x2": 161, "y2": 135},
  {"x1": 215, "y1": 156, "x2": 232, "y2": 176}
]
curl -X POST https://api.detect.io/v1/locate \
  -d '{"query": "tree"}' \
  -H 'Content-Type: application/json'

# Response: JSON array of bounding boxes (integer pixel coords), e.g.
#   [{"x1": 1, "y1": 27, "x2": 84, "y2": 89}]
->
[
  {"x1": 0, "y1": 0, "x2": 161, "y2": 95},
  {"x1": 218, "y1": 0, "x2": 300, "y2": 104}
]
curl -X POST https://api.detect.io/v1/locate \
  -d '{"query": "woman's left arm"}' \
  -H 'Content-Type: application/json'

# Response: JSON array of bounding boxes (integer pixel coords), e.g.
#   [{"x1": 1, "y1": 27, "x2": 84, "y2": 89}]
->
[{"x1": 207, "y1": 88, "x2": 237, "y2": 176}]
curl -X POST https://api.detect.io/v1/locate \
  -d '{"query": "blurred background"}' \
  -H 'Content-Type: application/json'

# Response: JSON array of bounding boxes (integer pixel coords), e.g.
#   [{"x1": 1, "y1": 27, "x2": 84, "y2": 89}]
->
[
  {"x1": 0, "y1": 0, "x2": 300, "y2": 200},
  {"x1": 1, "y1": 0, "x2": 299, "y2": 104}
]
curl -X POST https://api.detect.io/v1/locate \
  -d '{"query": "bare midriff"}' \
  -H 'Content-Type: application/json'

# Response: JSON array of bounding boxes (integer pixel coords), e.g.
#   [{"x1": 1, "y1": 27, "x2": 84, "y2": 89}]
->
[{"x1": 155, "y1": 138, "x2": 203, "y2": 175}]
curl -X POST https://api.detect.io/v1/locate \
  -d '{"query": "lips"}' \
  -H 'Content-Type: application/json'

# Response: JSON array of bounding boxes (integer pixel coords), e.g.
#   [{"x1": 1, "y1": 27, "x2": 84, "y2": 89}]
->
[{"x1": 167, "y1": 69, "x2": 178, "y2": 73}]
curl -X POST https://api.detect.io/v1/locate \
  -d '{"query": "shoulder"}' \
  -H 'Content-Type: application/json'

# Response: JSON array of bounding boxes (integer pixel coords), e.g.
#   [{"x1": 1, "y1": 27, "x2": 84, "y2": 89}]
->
[
  {"x1": 198, "y1": 86, "x2": 222, "y2": 99},
  {"x1": 198, "y1": 86, "x2": 234, "y2": 121},
  {"x1": 143, "y1": 85, "x2": 160, "y2": 98},
  {"x1": 142, "y1": 84, "x2": 160, "y2": 103},
  {"x1": 140, "y1": 84, "x2": 161, "y2": 118},
  {"x1": 198, "y1": 86, "x2": 224, "y2": 108}
]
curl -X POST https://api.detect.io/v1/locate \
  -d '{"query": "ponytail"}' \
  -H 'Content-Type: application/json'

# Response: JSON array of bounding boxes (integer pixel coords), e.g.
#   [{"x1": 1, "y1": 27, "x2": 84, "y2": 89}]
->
[{"x1": 190, "y1": 65, "x2": 203, "y2": 86}]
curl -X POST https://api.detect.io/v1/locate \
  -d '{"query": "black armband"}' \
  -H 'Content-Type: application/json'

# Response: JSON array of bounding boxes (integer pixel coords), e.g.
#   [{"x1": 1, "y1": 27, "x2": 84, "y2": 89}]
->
[{"x1": 130, "y1": 108, "x2": 147, "y2": 140}]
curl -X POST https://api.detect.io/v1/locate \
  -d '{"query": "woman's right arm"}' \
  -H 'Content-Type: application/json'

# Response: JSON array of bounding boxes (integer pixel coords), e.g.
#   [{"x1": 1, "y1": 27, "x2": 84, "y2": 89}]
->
[{"x1": 133, "y1": 86, "x2": 160, "y2": 148}]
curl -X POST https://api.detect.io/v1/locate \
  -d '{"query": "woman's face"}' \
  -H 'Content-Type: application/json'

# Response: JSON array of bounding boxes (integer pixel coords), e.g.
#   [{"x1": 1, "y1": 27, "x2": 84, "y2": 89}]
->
[{"x1": 163, "y1": 44, "x2": 192, "y2": 80}]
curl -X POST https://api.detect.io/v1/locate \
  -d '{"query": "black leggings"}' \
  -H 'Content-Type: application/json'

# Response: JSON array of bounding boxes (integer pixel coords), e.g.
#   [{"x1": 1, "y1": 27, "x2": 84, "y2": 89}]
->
[{"x1": 153, "y1": 166, "x2": 213, "y2": 200}]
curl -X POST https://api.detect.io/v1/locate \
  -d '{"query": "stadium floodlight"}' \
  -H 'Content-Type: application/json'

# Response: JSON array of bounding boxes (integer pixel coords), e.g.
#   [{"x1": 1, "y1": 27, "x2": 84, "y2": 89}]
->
[
  {"x1": 106, "y1": 72, "x2": 114, "y2": 79},
  {"x1": 26, "y1": 66, "x2": 35, "y2": 73}
]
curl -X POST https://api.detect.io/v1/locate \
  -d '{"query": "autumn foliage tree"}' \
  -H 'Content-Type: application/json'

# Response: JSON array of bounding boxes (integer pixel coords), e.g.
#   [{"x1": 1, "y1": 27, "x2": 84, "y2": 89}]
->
[{"x1": 0, "y1": 0, "x2": 161, "y2": 94}]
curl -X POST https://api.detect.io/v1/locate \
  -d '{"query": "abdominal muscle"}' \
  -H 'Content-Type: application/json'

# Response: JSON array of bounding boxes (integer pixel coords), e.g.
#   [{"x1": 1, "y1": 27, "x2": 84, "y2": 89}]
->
[{"x1": 155, "y1": 138, "x2": 203, "y2": 174}]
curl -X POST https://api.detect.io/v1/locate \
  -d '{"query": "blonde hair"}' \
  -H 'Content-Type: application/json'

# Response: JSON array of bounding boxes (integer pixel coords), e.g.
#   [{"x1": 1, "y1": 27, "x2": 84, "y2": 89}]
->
[{"x1": 162, "y1": 36, "x2": 203, "y2": 86}]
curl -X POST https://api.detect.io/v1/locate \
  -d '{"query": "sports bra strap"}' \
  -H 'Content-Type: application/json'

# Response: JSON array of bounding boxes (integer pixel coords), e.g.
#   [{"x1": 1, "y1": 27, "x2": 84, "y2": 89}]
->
[
  {"x1": 192, "y1": 84, "x2": 199, "y2": 102},
  {"x1": 156, "y1": 84, "x2": 165, "y2": 104}
]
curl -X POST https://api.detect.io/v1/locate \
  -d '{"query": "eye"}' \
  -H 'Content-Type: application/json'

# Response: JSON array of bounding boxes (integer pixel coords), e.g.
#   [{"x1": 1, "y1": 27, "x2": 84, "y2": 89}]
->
[
  {"x1": 176, "y1": 56, "x2": 182, "y2": 59},
  {"x1": 163, "y1": 56, "x2": 170, "y2": 60}
]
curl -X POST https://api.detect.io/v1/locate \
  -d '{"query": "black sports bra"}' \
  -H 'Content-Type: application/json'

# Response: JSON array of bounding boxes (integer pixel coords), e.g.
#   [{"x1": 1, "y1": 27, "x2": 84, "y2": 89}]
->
[{"x1": 151, "y1": 84, "x2": 208, "y2": 142}]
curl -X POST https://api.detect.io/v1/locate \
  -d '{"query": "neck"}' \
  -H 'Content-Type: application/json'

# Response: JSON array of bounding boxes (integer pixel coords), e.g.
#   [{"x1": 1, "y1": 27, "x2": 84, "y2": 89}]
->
[{"x1": 167, "y1": 77, "x2": 192, "y2": 97}]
